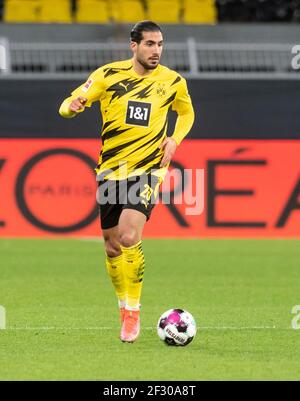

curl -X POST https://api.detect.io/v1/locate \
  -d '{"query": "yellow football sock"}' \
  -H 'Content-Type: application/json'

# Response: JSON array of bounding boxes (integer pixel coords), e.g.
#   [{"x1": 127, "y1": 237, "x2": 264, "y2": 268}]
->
[
  {"x1": 120, "y1": 241, "x2": 145, "y2": 310},
  {"x1": 105, "y1": 253, "x2": 126, "y2": 304}
]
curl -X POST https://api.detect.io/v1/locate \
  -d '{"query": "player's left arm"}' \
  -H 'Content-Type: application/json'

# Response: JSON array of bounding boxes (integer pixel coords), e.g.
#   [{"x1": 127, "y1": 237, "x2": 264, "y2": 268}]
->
[{"x1": 160, "y1": 78, "x2": 195, "y2": 167}]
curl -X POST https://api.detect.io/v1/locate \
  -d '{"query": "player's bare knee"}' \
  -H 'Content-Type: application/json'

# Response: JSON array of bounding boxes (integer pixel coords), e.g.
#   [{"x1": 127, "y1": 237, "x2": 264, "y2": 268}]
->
[
  {"x1": 119, "y1": 230, "x2": 139, "y2": 248},
  {"x1": 104, "y1": 239, "x2": 121, "y2": 258}
]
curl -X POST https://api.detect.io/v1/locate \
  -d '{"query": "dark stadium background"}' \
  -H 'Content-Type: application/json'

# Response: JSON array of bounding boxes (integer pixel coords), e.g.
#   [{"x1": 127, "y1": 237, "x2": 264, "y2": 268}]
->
[{"x1": 0, "y1": 0, "x2": 300, "y2": 382}]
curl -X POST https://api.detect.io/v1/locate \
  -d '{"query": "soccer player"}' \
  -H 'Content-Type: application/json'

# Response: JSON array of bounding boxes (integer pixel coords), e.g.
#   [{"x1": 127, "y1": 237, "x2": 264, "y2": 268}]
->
[{"x1": 59, "y1": 21, "x2": 194, "y2": 343}]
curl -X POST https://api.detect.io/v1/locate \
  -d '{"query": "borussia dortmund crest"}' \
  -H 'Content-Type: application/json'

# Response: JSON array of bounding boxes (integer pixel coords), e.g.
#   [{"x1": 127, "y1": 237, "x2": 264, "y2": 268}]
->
[{"x1": 156, "y1": 83, "x2": 167, "y2": 98}]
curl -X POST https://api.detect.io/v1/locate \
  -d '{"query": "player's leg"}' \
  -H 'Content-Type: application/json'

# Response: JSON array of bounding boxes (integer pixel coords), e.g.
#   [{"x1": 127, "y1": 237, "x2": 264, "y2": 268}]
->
[
  {"x1": 98, "y1": 179, "x2": 126, "y2": 323},
  {"x1": 119, "y1": 209, "x2": 146, "y2": 308},
  {"x1": 118, "y1": 209, "x2": 147, "y2": 342},
  {"x1": 102, "y1": 225, "x2": 127, "y2": 322}
]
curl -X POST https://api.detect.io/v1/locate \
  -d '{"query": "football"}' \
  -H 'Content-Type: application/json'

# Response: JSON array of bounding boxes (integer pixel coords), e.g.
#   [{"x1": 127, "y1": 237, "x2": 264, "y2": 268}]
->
[{"x1": 157, "y1": 309, "x2": 197, "y2": 346}]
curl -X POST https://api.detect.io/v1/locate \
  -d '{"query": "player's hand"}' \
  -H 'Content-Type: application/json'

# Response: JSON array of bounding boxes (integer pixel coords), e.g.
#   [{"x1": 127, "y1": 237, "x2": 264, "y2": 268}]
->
[
  {"x1": 69, "y1": 97, "x2": 87, "y2": 113},
  {"x1": 159, "y1": 137, "x2": 177, "y2": 168}
]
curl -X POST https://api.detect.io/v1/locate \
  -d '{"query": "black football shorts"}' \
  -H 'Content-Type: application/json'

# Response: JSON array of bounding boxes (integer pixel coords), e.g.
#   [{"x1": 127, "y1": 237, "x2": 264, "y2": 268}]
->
[{"x1": 97, "y1": 174, "x2": 161, "y2": 230}]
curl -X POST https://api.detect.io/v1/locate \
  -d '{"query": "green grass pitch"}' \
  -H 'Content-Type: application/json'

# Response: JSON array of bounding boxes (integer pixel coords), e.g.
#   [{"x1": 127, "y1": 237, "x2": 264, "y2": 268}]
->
[{"x1": 0, "y1": 238, "x2": 299, "y2": 380}]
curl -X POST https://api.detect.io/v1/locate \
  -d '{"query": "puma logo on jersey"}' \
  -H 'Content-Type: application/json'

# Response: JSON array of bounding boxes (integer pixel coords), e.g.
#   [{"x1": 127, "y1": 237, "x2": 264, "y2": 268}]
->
[{"x1": 119, "y1": 82, "x2": 129, "y2": 91}]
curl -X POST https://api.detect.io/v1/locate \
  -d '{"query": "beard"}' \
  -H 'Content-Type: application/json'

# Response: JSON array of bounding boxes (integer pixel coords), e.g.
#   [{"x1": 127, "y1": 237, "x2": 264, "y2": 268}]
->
[{"x1": 137, "y1": 56, "x2": 159, "y2": 70}]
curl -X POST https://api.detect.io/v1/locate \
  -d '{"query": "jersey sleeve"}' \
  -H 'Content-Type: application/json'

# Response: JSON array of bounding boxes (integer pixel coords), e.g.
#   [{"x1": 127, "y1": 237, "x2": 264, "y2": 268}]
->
[
  {"x1": 171, "y1": 77, "x2": 194, "y2": 115},
  {"x1": 70, "y1": 67, "x2": 106, "y2": 107},
  {"x1": 170, "y1": 77, "x2": 195, "y2": 145}
]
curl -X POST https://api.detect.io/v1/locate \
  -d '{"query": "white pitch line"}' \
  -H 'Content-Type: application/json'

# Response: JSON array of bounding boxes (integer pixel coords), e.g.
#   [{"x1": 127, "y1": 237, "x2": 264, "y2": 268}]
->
[
  {"x1": 200, "y1": 326, "x2": 280, "y2": 330},
  {"x1": 5, "y1": 326, "x2": 150, "y2": 331},
  {"x1": 3, "y1": 326, "x2": 291, "y2": 331}
]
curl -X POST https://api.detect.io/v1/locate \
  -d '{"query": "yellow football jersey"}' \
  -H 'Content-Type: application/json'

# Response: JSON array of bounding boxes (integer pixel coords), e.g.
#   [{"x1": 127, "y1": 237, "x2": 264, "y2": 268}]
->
[{"x1": 60, "y1": 59, "x2": 194, "y2": 180}]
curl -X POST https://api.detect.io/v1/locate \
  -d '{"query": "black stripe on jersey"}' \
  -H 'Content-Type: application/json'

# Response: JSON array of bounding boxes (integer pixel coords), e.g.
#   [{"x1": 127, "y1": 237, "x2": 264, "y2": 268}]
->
[
  {"x1": 119, "y1": 115, "x2": 168, "y2": 160},
  {"x1": 160, "y1": 92, "x2": 177, "y2": 108},
  {"x1": 101, "y1": 134, "x2": 149, "y2": 163},
  {"x1": 103, "y1": 66, "x2": 132, "y2": 78},
  {"x1": 131, "y1": 147, "x2": 162, "y2": 170},
  {"x1": 102, "y1": 126, "x2": 132, "y2": 143},
  {"x1": 107, "y1": 78, "x2": 144, "y2": 104},
  {"x1": 171, "y1": 76, "x2": 182, "y2": 86},
  {"x1": 134, "y1": 116, "x2": 168, "y2": 153},
  {"x1": 145, "y1": 161, "x2": 161, "y2": 174},
  {"x1": 102, "y1": 119, "x2": 116, "y2": 132},
  {"x1": 133, "y1": 83, "x2": 154, "y2": 99},
  {"x1": 96, "y1": 165, "x2": 120, "y2": 181}
]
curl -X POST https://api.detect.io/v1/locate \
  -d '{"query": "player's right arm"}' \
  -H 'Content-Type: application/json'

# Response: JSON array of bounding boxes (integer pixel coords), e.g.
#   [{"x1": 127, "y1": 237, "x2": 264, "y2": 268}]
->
[
  {"x1": 59, "y1": 68, "x2": 105, "y2": 118},
  {"x1": 59, "y1": 96, "x2": 88, "y2": 118}
]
